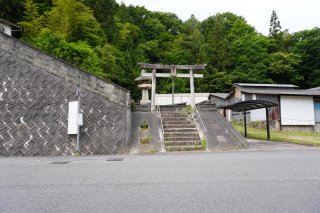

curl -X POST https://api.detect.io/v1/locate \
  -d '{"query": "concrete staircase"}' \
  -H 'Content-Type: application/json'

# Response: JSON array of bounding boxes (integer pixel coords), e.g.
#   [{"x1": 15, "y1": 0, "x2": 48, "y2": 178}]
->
[{"x1": 161, "y1": 112, "x2": 203, "y2": 151}]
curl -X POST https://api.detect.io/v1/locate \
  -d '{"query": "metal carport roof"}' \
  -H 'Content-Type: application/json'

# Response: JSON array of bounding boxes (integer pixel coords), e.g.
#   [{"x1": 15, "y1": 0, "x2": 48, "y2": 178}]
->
[
  {"x1": 217, "y1": 100, "x2": 278, "y2": 112},
  {"x1": 217, "y1": 100, "x2": 279, "y2": 140}
]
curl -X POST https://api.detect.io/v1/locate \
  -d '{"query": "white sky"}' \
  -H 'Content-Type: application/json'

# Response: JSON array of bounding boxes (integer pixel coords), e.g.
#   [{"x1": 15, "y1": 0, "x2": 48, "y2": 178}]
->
[{"x1": 116, "y1": 0, "x2": 320, "y2": 35}]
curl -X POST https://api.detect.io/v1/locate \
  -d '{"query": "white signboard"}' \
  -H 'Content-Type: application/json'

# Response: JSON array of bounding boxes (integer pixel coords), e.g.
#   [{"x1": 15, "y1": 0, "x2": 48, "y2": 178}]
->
[
  {"x1": 68, "y1": 101, "x2": 79, "y2": 134},
  {"x1": 280, "y1": 96, "x2": 315, "y2": 125}
]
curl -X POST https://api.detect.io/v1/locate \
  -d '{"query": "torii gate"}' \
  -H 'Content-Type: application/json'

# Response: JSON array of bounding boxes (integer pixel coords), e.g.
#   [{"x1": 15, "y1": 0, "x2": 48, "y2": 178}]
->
[{"x1": 139, "y1": 63, "x2": 207, "y2": 111}]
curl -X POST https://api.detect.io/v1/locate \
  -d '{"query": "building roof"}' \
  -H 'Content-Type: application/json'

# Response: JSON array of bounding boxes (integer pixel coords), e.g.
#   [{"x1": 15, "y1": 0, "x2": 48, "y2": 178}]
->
[
  {"x1": 226, "y1": 83, "x2": 320, "y2": 99},
  {"x1": 235, "y1": 83, "x2": 298, "y2": 88},
  {"x1": 135, "y1": 75, "x2": 152, "y2": 82},
  {"x1": 218, "y1": 100, "x2": 278, "y2": 112},
  {"x1": 0, "y1": 18, "x2": 21, "y2": 29},
  {"x1": 308, "y1": 87, "x2": 320, "y2": 91},
  {"x1": 240, "y1": 88, "x2": 320, "y2": 96},
  {"x1": 209, "y1": 93, "x2": 229, "y2": 99},
  {"x1": 156, "y1": 93, "x2": 210, "y2": 97}
]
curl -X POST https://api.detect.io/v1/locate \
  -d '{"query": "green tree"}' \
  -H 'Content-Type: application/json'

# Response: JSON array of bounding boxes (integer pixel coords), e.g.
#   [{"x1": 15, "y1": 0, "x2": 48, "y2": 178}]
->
[
  {"x1": 268, "y1": 52, "x2": 302, "y2": 84},
  {"x1": 200, "y1": 13, "x2": 258, "y2": 92},
  {"x1": 230, "y1": 34, "x2": 272, "y2": 83},
  {"x1": 151, "y1": 12, "x2": 183, "y2": 35},
  {"x1": 45, "y1": 0, "x2": 105, "y2": 47},
  {"x1": 30, "y1": 29, "x2": 104, "y2": 77},
  {"x1": 18, "y1": 0, "x2": 43, "y2": 38},
  {"x1": 15, "y1": 1, "x2": 314, "y2": 99},
  {"x1": 269, "y1": 10, "x2": 282, "y2": 37},
  {"x1": 113, "y1": 18, "x2": 141, "y2": 49},
  {"x1": 292, "y1": 28, "x2": 320, "y2": 88},
  {"x1": 142, "y1": 18, "x2": 166, "y2": 40},
  {"x1": 182, "y1": 15, "x2": 206, "y2": 64},
  {"x1": 268, "y1": 10, "x2": 292, "y2": 52},
  {"x1": 205, "y1": 15, "x2": 229, "y2": 73},
  {"x1": 83, "y1": 0, "x2": 119, "y2": 42}
]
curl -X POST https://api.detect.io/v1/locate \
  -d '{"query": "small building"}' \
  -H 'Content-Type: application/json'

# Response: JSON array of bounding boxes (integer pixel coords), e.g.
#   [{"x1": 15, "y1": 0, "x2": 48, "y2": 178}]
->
[
  {"x1": 0, "y1": 18, "x2": 21, "y2": 36},
  {"x1": 208, "y1": 93, "x2": 229, "y2": 113},
  {"x1": 211, "y1": 83, "x2": 320, "y2": 132}
]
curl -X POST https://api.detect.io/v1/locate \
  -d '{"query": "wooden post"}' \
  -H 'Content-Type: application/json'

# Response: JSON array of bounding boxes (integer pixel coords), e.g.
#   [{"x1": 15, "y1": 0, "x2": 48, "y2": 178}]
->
[
  {"x1": 266, "y1": 107, "x2": 270, "y2": 140},
  {"x1": 151, "y1": 68, "x2": 156, "y2": 111},
  {"x1": 190, "y1": 69, "x2": 195, "y2": 108},
  {"x1": 243, "y1": 111, "x2": 247, "y2": 138}
]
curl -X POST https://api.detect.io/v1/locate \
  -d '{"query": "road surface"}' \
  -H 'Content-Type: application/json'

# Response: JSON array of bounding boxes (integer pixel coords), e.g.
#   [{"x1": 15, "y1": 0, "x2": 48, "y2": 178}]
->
[{"x1": 0, "y1": 148, "x2": 320, "y2": 212}]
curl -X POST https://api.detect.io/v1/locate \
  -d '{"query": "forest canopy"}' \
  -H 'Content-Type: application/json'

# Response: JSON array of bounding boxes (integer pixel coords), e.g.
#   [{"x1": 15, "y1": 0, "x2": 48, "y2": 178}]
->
[{"x1": 1, "y1": 0, "x2": 320, "y2": 100}]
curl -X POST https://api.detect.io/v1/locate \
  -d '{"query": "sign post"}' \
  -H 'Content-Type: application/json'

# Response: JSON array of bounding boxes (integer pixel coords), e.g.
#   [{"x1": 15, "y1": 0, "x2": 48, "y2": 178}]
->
[
  {"x1": 67, "y1": 75, "x2": 83, "y2": 155},
  {"x1": 76, "y1": 75, "x2": 81, "y2": 154}
]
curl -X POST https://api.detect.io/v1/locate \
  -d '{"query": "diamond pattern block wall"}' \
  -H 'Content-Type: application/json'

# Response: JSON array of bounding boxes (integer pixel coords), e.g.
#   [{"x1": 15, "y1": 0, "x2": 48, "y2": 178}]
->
[{"x1": 0, "y1": 33, "x2": 131, "y2": 156}]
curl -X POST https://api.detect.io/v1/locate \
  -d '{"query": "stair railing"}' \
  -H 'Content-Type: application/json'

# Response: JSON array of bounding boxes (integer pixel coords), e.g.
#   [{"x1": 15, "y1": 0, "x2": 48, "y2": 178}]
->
[
  {"x1": 194, "y1": 105, "x2": 208, "y2": 145},
  {"x1": 156, "y1": 103, "x2": 166, "y2": 152}
]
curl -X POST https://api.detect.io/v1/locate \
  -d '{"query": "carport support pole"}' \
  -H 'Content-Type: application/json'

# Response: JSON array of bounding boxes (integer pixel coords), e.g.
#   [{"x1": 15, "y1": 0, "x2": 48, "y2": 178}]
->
[
  {"x1": 76, "y1": 75, "x2": 81, "y2": 154},
  {"x1": 243, "y1": 111, "x2": 247, "y2": 138},
  {"x1": 266, "y1": 107, "x2": 270, "y2": 140}
]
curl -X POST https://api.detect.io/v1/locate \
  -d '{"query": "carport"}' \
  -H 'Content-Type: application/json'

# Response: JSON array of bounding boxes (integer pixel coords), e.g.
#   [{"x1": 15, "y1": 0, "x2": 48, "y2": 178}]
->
[{"x1": 218, "y1": 100, "x2": 278, "y2": 140}]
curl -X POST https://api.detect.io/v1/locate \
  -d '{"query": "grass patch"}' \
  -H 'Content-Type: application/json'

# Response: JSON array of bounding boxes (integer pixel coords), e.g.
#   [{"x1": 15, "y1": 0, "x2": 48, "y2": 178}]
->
[
  {"x1": 148, "y1": 149, "x2": 158, "y2": 154},
  {"x1": 233, "y1": 123, "x2": 320, "y2": 146},
  {"x1": 201, "y1": 139, "x2": 207, "y2": 150},
  {"x1": 186, "y1": 105, "x2": 192, "y2": 114},
  {"x1": 140, "y1": 135, "x2": 151, "y2": 144},
  {"x1": 140, "y1": 119, "x2": 148, "y2": 130}
]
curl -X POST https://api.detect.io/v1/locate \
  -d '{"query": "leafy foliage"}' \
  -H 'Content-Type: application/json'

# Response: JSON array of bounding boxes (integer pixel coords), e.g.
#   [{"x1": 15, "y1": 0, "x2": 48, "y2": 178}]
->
[
  {"x1": 6, "y1": 3, "x2": 320, "y2": 100},
  {"x1": 292, "y1": 28, "x2": 320, "y2": 88},
  {"x1": 268, "y1": 52, "x2": 302, "y2": 84}
]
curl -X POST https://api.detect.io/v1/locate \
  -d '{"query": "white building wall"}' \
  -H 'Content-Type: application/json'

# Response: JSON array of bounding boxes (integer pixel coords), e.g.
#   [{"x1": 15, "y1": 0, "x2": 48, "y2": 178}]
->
[
  {"x1": 280, "y1": 95, "x2": 315, "y2": 125},
  {"x1": 250, "y1": 109, "x2": 266, "y2": 121},
  {"x1": 155, "y1": 93, "x2": 209, "y2": 106},
  {"x1": 250, "y1": 93, "x2": 265, "y2": 121}
]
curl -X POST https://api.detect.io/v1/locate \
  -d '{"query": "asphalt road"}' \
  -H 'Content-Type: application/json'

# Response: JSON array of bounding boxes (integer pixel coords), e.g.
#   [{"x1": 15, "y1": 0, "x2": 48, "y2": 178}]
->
[{"x1": 0, "y1": 148, "x2": 320, "y2": 213}]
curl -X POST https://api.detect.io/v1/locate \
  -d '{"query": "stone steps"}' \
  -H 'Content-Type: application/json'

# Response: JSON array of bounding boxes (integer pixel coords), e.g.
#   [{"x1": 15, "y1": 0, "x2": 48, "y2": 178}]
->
[
  {"x1": 161, "y1": 113, "x2": 190, "y2": 118},
  {"x1": 166, "y1": 146, "x2": 203, "y2": 152},
  {"x1": 161, "y1": 118, "x2": 192, "y2": 122},
  {"x1": 161, "y1": 111, "x2": 202, "y2": 152},
  {"x1": 163, "y1": 124, "x2": 196, "y2": 129},
  {"x1": 163, "y1": 121, "x2": 194, "y2": 125},
  {"x1": 164, "y1": 128, "x2": 198, "y2": 132},
  {"x1": 165, "y1": 141, "x2": 201, "y2": 146},
  {"x1": 164, "y1": 133, "x2": 199, "y2": 138},
  {"x1": 165, "y1": 136, "x2": 200, "y2": 142}
]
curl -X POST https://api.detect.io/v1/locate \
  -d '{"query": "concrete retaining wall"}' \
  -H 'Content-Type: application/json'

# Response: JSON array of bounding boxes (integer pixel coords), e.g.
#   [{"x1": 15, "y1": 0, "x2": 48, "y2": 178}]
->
[
  {"x1": 0, "y1": 32, "x2": 131, "y2": 156},
  {"x1": 281, "y1": 125, "x2": 315, "y2": 133},
  {"x1": 130, "y1": 112, "x2": 162, "y2": 154},
  {"x1": 314, "y1": 123, "x2": 320, "y2": 133},
  {"x1": 196, "y1": 103, "x2": 248, "y2": 150}
]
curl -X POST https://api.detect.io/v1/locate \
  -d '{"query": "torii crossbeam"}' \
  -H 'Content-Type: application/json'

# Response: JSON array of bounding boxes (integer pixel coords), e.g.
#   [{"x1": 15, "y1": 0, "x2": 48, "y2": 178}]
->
[{"x1": 138, "y1": 63, "x2": 207, "y2": 111}]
